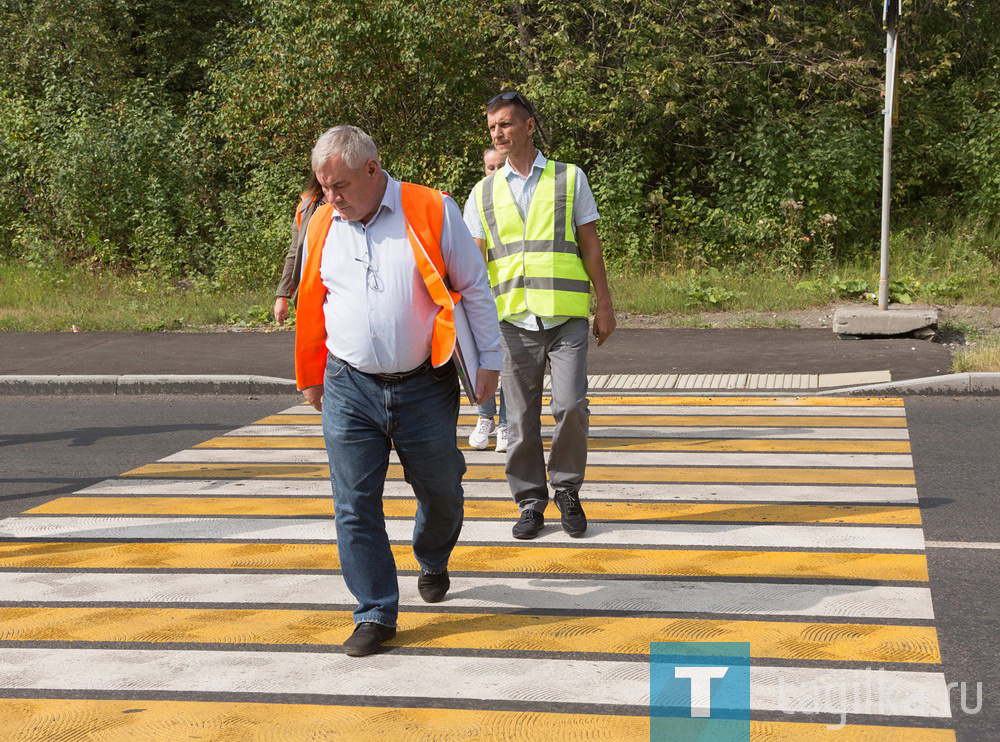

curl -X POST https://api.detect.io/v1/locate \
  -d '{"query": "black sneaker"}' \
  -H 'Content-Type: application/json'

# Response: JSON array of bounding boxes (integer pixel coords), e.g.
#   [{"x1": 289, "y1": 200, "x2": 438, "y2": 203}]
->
[
  {"x1": 512, "y1": 509, "x2": 544, "y2": 539},
  {"x1": 554, "y1": 490, "x2": 587, "y2": 536},
  {"x1": 343, "y1": 622, "x2": 396, "y2": 657},
  {"x1": 417, "y1": 569, "x2": 450, "y2": 603}
]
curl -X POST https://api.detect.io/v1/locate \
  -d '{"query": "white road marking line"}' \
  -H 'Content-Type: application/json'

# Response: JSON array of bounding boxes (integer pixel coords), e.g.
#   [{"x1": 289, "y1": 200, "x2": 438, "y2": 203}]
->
[
  {"x1": 0, "y1": 517, "x2": 926, "y2": 551},
  {"x1": 0, "y1": 649, "x2": 950, "y2": 717},
  {"x1": 459, "y1": 405, "x2": 906, "y2": 417},
  {"x1": 158, "y1": 449, "x2": 914, "y2": 469},
  {"x1": 76, "y1": 479, "x2": 921, "y2": 504},
  {"x1": 273, "y1": 404, "x2": 903, "y2": 417},
  {"x1": 0, "y1": 572, "x2": 935, "y2": 619},
  {"x1": 925, "y1": 540, "x2": 1000, "y2": 550},
  {"x1": 0, "y1": 649, "x2": 949, "y2": 717},
  {"x1": 237, "y1": 424, "x2": 911, "y2": 440}
]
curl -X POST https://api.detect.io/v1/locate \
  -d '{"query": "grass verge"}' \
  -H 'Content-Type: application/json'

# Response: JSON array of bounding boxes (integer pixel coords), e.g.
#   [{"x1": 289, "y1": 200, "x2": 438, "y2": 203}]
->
[
  {"x1": 0, "y1": 261, "x2": 277, "y2": 332},
  {"x1": 952, "y1": 338, "x2": 1000, "y2": 373},
  {"x1": 0, "y1": 240, "x2": 996, "y2": 332}
]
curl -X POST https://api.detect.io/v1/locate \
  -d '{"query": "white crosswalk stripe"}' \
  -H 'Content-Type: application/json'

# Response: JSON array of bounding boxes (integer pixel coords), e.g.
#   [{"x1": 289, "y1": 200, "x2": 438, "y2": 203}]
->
[
  {"x1": 78, "y1": 478, "x2": 921, "y2": 503},
  {"x1": 0, "y1": 648, "x2": 950, "y2": 718},
  {"x1": 0, "y1": 571, "x2": 934, "y2": 619},
  {"x1": 159, "y1": 447, "x2": 914, "y2": 468},
  {"x1": 0, "y1": 516, "x2": 926, "y2": 550}
]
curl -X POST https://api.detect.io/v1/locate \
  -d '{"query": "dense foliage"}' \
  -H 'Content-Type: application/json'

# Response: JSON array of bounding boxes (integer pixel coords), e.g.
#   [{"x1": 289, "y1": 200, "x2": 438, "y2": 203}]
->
[{"x1": 1, "y1": 0, "x2": 999, "y2": 281}]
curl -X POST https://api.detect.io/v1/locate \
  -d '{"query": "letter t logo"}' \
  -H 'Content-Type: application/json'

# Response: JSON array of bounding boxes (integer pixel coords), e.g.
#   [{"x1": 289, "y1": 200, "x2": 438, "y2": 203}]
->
[{"x1": 674, "y1": 666, "x2": 729, "y2": 718}]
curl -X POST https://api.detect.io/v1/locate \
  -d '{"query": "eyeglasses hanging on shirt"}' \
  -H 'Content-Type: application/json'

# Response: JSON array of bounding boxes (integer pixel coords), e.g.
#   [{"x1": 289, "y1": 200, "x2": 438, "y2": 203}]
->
[{"x1": 355, "y1": 255, "x2": 383, "y2": 292}]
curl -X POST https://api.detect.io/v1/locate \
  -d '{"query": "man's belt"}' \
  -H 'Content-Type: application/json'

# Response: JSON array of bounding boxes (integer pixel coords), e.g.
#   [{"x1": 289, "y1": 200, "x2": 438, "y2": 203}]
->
[{"x1": 367, "y1": 358, "x2": 433, "y2": 383}]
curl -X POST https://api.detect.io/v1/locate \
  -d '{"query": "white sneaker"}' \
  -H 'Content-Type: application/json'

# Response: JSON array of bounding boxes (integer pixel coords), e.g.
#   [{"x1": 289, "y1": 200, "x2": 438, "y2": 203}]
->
[
  {"x1": 469, "y1": 417, "x2": 495, "y2": 449},
  {"x1": 495, "y1": 425, "x2": 509, "y2": 453}
]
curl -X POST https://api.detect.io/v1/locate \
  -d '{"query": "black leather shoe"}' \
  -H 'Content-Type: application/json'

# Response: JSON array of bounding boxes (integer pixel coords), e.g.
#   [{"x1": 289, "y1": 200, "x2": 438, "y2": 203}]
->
[
  {"x1": 512, "y1": 509, "x2": 544, "y2": 539},
  {"x1": 554, "y1": 490, "x2": 587, "y2": 536},
  {"x1": 343, "y1": 622, "x2": 396, "y2": 657},
  {"x1": 417, "y1": 569, "x2": 450, "y2": 603}
]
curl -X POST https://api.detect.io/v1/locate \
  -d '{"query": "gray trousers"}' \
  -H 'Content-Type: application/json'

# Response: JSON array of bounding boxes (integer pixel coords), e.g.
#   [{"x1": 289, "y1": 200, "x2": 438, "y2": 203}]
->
[{"x1": 500, "y1": 318, "x2": 590, "y2": 512}]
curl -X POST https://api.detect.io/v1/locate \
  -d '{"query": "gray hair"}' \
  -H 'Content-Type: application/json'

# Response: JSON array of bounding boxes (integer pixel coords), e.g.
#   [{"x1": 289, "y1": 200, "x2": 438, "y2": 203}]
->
[{"x1": 311, "y1": 125, "x2": 380, "y2": 171}]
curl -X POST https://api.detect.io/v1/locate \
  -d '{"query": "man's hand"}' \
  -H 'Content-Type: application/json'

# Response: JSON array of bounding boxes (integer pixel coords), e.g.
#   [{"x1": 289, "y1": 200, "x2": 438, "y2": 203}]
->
[
  {"x1": 302, "y1": 385, "x2": 323, "y2": 412},
  {"x1": 575, "y1": 221, "x2": 616, "y2": 347},
  {"x1": 474, "y1": 368, "x2": 500, "y2": 405},
  {"x1": 274, "y1": 297, "x2": 290, "y2": 325},
  {"x1": 592, "y1": 303, "x2": 617, "y2": 347}
]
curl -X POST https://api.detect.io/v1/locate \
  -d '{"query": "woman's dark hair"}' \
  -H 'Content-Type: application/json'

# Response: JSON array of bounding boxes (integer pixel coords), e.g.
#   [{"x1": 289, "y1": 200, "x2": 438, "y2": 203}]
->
[{"x1": 304, "y1": 171, "x2": 322, "y2": 199}]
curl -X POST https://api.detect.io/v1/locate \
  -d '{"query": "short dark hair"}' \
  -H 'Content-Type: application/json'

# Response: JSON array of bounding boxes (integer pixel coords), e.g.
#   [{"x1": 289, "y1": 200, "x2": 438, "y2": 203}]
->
[
  {"x1": 483, "y1": 145, "x2": 497, "y2": 156},
  {"x1": 486, "y1": 91, "x2": 535, "y2": 121}
]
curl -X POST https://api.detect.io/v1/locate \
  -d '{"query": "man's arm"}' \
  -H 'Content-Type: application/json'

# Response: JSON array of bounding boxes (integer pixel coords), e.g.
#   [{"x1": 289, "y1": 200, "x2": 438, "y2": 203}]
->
[
  {"x1": 576, "y1": 221, "x2": 616, "y2": 347},
  {"x1": 443, "y1": 197, "x2": 501, "y2": 403}
]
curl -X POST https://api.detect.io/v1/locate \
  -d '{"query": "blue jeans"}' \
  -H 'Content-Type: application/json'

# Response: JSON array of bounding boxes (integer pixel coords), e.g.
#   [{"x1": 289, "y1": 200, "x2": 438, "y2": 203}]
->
[
  {"x1": 321, "y1": 354, "x2": 466, "y2": 627},
  {"x1": 476, "y1": 387, "x2": 507, "y2": 426}
]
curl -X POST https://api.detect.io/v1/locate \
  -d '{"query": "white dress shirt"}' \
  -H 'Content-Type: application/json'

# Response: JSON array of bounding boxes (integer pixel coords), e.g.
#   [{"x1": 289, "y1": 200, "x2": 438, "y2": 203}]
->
[{"x1": 306, "y1": 173, "x2": 502, "y2": 374}]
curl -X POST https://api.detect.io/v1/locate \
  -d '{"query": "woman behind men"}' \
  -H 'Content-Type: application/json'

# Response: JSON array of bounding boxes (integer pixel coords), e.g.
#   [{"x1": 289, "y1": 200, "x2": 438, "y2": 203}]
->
[
  {"x1": 468, "y1": 145, "x2": 508, "y2": 452},
  {"x1": 273, "y1": 173, "x2": 324, "y2": 325}
]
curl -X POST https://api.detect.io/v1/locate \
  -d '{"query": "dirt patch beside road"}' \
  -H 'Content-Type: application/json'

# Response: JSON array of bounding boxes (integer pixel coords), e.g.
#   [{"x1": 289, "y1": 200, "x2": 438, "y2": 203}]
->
[{"x1": 617, "y1": 303, "x2": 1000, "y2": 337}]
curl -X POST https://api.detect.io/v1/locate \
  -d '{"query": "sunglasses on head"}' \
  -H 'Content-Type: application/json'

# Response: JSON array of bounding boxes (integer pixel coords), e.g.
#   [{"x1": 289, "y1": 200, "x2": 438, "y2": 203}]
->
[{"x1": 487, "y1": 91, "x2": 534, "y2": 116}]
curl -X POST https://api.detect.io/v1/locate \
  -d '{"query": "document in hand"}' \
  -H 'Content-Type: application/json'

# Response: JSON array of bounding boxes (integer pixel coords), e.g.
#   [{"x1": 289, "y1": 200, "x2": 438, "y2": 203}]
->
[{"x1": 452, "y1": 297, "x2": 480, "y2": 405}]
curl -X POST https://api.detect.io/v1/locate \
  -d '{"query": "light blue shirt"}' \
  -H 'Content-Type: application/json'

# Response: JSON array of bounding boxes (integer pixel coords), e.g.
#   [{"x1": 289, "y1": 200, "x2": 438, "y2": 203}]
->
[
  {"x1": 463, "y1": 150, "x2": 599, "y2": 331},
  {"x1": 306, "y1": 173, "x2": 502, "y2": 375}
]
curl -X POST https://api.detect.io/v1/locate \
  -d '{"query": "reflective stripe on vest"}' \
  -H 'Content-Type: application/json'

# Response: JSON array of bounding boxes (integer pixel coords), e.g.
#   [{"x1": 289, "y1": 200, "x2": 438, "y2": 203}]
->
[
  {"x1": 475, "y1": 160, "x2": 590, "y2": 320},
  {"x1": 293, "y1": 183, "x2": 457, "y2": 391}
]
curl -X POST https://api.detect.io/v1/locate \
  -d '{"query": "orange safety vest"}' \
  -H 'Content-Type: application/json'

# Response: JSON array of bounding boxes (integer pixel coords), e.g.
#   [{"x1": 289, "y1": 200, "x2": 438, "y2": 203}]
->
[
  {"x1": 294, "y1": 182, "x2": 460, "y2": 390},
  {"x1": 295, "y1": 193, "x2": 318, "y2": 229}
]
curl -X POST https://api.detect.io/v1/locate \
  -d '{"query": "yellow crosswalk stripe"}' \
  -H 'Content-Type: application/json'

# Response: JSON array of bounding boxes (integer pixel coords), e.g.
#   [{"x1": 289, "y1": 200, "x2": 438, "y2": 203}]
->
[
  {"x1": 0, "y1": 606, "x2": 940, "y2": 663},
  {"x1": 27, "y1": 497, "x2": 923, "y2": 525},
  {"x1": 258, "y1": 414, "x2": 909, "y2": 428},
  {"x1": 584, "y1": 396, "x2": 905, "y2": 407},
  {"x1": 291, "y1": 395, "x2": 904, "y2": 407},
  {"x1": 122, "y1": 462, "x2": 918, "y2": 485},
  {"x1": 200, "y1": 436, "x2": 912, "y2": 453},
  {"x1": 0, "y1": 699, "x2": 954, "y2": 742},
  {"x1": 0, "y1": 542, "x2": 930, "y2": 581}
]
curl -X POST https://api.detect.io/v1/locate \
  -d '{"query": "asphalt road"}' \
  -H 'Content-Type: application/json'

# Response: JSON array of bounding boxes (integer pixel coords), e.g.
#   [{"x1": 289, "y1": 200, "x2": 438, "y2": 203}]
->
[
  {"x1": 1, "y1": 393, "x2": 997, "y2": 740},
  {"x1": 906, "y1": 397, "x2": 1000, "y2": 741},
  {"x1": 0, "y1": 395, "x2": 296, "y2": 520},
  {"x1": 0, "y1": 328, "x2": 954, "y2": 380}
]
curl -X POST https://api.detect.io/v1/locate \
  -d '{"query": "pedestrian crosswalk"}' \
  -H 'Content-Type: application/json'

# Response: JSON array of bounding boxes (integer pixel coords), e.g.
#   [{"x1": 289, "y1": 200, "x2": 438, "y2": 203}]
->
[{"x1": 0, "y1": 395, "x2": 956, "y2": 740}]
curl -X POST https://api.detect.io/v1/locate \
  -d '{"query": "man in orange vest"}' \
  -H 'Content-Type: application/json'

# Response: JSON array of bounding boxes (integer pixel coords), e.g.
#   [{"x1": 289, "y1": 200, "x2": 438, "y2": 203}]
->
[{"x1": 296, "y1": 126, "x2": 501, "y2": 657}]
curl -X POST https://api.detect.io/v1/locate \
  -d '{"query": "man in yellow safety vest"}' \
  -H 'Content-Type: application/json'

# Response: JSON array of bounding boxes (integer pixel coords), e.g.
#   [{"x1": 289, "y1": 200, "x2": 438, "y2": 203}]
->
[{"x1": 464, "y1": 91, "x2": 616, "y2": 540}]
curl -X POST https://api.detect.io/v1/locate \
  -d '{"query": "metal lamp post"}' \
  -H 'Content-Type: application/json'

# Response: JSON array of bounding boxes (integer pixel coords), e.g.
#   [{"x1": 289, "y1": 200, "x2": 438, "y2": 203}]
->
[{"x1": 878, "y1": 0, "x2": 901, "y2": 310}]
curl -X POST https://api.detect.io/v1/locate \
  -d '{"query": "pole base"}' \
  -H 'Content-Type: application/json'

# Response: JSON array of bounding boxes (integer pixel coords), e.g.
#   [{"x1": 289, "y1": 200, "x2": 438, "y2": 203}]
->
[{"x1": 833, "y1": 306, "x2": 939, "y2": 338}]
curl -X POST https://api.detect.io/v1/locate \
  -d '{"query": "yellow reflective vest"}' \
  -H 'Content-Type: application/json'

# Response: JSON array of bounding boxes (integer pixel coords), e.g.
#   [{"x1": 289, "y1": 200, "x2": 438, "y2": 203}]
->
[{"x1": 473, "y1": 160, "x2": 591, "y2": 320}]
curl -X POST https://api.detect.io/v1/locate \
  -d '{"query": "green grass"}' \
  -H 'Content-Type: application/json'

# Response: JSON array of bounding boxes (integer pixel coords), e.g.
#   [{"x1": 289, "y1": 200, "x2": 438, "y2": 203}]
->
[
  {"x1": 952, "y1": 337, "x2": 1000, "y2": 373},
  {"x1": 1, "y1": 216, "x2": 998, "y2": 332},
  {"x1": 611, "y1": 219, "x2": 1000, "y2": 314},
  {"x1": 0, "y1": 261, "x2": 280, "y2": 332}
]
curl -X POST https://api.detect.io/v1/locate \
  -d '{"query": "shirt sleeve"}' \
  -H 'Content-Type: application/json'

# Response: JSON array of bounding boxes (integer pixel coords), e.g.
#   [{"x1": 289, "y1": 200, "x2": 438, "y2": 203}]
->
[
  {"x1": 462, "y1": 185, "x2": 487, "y2": 240},
  {"x1": 274, "y1": 211, "x2": 301, "y2": 298},
  {"x1": 573, "y1": 168, "x2": 600, "y2": 227},
  {"x1": 441, "y1": 195, "x2": 502, "y2": 371}
]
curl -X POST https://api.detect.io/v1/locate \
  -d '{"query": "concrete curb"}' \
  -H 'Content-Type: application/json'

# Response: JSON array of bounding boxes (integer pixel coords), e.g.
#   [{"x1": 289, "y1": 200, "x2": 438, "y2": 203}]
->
[
  {"x1": 3, "y1": 372, "x2": 999, "y2": 396},
  {"x1": 0, "y1": 375, "x2": 298, "y2": 396},
  {"x1": 817, "y1": 372, "x2": 1000, "y2": 397}
]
